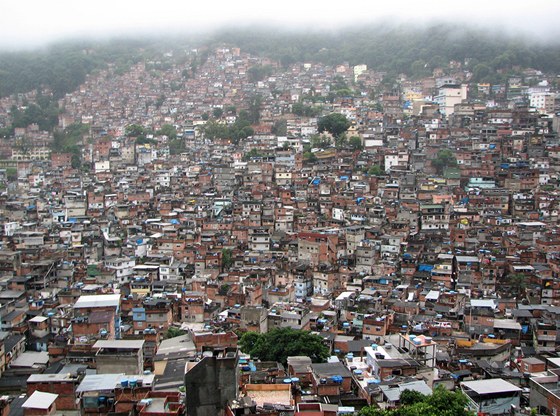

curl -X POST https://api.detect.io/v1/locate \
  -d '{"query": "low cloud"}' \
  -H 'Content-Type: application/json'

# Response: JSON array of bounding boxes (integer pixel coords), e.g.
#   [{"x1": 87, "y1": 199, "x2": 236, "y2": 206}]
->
[{"x1": 1, "y1": 0, "x2": 559, "y2": 50}]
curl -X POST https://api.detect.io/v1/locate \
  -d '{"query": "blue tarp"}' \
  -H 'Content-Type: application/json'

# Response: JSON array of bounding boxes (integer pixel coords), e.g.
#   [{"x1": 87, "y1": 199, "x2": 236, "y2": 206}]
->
[{"x1": 331, "y1": 375, "x2": 343, "y2": 384}]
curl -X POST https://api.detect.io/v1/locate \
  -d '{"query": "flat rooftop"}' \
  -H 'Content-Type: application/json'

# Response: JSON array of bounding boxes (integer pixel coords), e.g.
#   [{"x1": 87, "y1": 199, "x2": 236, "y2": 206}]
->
[
  {"x1": 93, "y1": 340, "x2": 145, "y2": 350},
  {"x1": 245, "y1": 384, "x2": 291, "y2": 407},
  {"x1": 74, "y1": 294, "x2": 120, "y2": 309},
  {"x1": 462, "y1": 378, "x2": 522, "y2": 395}
]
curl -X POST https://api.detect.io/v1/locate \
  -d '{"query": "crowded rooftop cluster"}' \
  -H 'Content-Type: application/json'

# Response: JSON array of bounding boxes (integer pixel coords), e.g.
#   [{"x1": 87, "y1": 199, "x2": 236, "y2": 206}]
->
[{"x1": 0, "y1": 44, "x2": 559, "y2": 416}]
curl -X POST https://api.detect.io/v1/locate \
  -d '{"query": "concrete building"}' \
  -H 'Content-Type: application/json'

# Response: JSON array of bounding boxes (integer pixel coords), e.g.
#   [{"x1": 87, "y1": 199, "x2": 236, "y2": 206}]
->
[
  {"x1": 93, "y1": 340, "x2": 145, "y2": 375},
  {"x1": 461, "y1": 378, "x2": 521, "y2": 415},
  {"x1": 434, "y1": 84, "x2": 468, "y2": 116},
  {"x1": 184, "y1": 347, "x2": 239, "y2": 416}
]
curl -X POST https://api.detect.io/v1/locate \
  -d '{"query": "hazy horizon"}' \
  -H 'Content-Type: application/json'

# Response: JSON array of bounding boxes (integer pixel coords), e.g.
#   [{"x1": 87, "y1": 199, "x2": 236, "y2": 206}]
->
[{"x1": 2, "y1": 0, "x2": 560, "y2": 51}]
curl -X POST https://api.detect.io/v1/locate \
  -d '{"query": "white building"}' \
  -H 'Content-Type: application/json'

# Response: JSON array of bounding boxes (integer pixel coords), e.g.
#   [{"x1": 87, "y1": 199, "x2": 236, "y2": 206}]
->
[
  {"x1": 530, "y1": 92, "x2": 555, "y2": 115},
  {"x1": 434, "y1": 84, "x2": 468, "y2": 116}
]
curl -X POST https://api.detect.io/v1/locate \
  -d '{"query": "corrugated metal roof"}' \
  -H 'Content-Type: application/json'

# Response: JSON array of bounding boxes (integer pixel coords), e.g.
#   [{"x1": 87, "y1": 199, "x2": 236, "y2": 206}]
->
[
  {"x1": 93, "y1": 340, "x2": 145, "y2": 350},
  {"x1": 462, "y1": 378, "x2": 522, "y2": 394},
  {"x1": 22, "y1": 391, "x2": 58, "y2": 409},
  {"x1": 74, "y1": 294, "x2": 120, "y2": 309}
]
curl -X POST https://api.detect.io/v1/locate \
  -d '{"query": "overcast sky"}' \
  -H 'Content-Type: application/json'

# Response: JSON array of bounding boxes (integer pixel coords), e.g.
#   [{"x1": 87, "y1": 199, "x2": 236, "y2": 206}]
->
[{"x1": 2, "y1": 0, "x2": 560, "y2": 50}]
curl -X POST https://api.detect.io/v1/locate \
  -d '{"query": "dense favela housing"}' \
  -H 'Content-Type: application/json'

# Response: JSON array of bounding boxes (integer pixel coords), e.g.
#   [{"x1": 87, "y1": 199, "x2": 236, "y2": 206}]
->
[{"x1": 1, "y1": 45, "x2": 560, "y2": 416}]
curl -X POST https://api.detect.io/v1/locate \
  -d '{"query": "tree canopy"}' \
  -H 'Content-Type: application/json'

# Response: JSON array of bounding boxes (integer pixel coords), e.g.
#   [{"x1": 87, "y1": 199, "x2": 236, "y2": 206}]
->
[
  {"x1": 202, "y1": 116, "x2": 254, "y2": 144},
  {"x1": 292, "y1": 102, "x2": 322, "y2": 117},
  {"x1": 221, "y1": 248, "x2": 234, "y2": 271},
  {"x1": 10, "y1": 96, "x2": 59, "y2": 132},
  {"x1": 317, "y1": 113, "x2": 351, "y2": 138},
  {"x1": 52, "y1": 122, "x2": 89, "y2": 153},
  {"x1": 367, "y1": 164, "x2": 384, "y2": 176},
  {"x1": 164, "y1": 327, "x2": 186, "y2": 339},
  {"x1": 212, "y1": 25, "x2": 560, "y2": 79},
  {"x1": 239, "y1": 328, "x2": 329, "y2": 366},
  {"x1": 125, "y1": 124, "x2": 148, "y2": 138},
  {"x1": 432, "y1": 149, "x2": 458, "y2": 175},
  {"x1": 2, "y1": 25, "x2": 560, "y2": 100},
  {"x1": 359, "y1": 385, "x2": 474, "y2": 416},
  {"x1": 157, "y1": 124, "x2": 177, "y2": 140},
  {"x1": 348, "y1": 136, "x2": 363, "y2": 150}
]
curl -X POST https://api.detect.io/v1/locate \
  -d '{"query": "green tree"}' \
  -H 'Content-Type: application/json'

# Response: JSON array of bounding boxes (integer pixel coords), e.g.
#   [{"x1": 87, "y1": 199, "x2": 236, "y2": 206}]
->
[
  {"x1": 239, "y1": 328, "x2": 329, "y2": 366},
  {"x1": 271, "y1": 119, "x2": 287, "y2": 136},
  {"x1": 503, "y1": 273, "x2": 527, "y2": 300},
  {"x1": 317, "y1": 113, "x2": 350, "y2": 138},
  {"x1": 238, "y1": 110, "x2": 251, "y2": 123},
  {"x1": 303, "y1": 151, "x2": 317, "y2": 163},
  {"x1": 213, "y1": 107, "x2": 224, "y2": 119},
  {"x1": 410, "y1": 60, "x2": 430, "y2": 78},
  {"x1": 292, "y1": 102, "x2": 305, "y2": 116},
  {"x1": 168, "y1": 138, "x2": 186, "y2": 155},
  {"x1": 247, "y1": 65, "x2": 273, "y2": 82},
  {"x1": 52, "y1": 123, "x2": 89, "y2": 158},
  {"x1": 11, "y1": 100, "x2": 59, "y2": 132},
  {"x1": 243, "y1": 148, "x2": 264, "y2": 161},
  {"x1": 432, "y1": 149, "x2": 457, "y2": 175},
  {"x1": 6, "y1": 167, "x2": 17, "y2": 181},
  {"x1": 311, "y1": 134, "x2": 331, "y2": 149},
  {"x1": 359, "y1": 385, "x2": 474, "y2": 416},
  {"x1": 0, "y1": 126, "x2": 13, "y2": 138},
  {"x1": 202, "y1": 121, "x2": 229, "y2": 141},
  {"x1": 71, "y1": 154, "x2": 81, "y2": 169},
  {"x1": 157, "y1": 124, "x2": 177, "y2": 140},
  {"x1": 472, "y1": 63, "x2": 493, "y2": 82},
  {"x1": 136, "y1": 136, "x2": 157, "y2": 145},
  {"x1": 164, "y1": 327, "x2": 186, "y2": 339},
  {"x1": 125, "y1": 124, "x2": 146, "y2": 138},
  {"x1": 348, "y1": 136, "x2": 363, "y2": 150},
  {"x1": 221, "y1": 248, "x2": 234, "y2": 271},
  {"x1": 399, "y1": 389, "x2": 426, "y2": 406},
  {"x1": 333, "y1": 133, "x2": 347, "y2": 149},
  {"x1": 368, "y1": 165, "x2": 384, "y2": 176},
  {"x1": 247, "y1": 94, "x2": 262, "y2": 124},
  {"x1": 218, "y1": 284, "x2": 231, "y2": 296},
  {"x1": 155, "y1": 94, "x2": 165, "y2": 108},
  {"x1": 292, "y1": 102, "x2": 321, "y2": 117},
  {"x1": 238, "y1": 331, "x2": 261, "y2": 354}
]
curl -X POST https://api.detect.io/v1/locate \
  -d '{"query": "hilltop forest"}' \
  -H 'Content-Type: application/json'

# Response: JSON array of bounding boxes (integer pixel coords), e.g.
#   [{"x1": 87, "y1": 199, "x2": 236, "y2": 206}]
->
[{"x1": 1, "y1": 24, "x2": 560, "y2": 99}]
